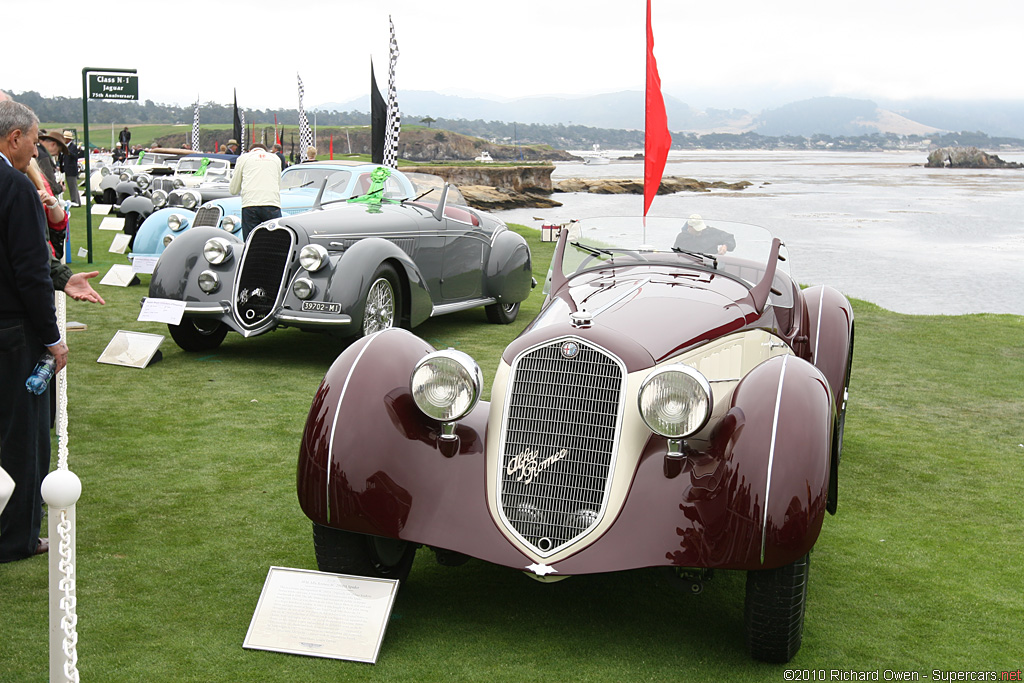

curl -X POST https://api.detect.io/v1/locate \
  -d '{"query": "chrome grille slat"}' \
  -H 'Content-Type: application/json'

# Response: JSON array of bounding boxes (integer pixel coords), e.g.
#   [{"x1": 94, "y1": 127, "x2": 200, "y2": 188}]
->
[
  {"x1": 498, "y1": 338, "x2": 625, "y2": 556},
  {"x1": 234, "y1": 226, "x2": 293, "y2": 329},
  {"x1": 194, "y1": 206, "x2": 222, "y2": 228}
]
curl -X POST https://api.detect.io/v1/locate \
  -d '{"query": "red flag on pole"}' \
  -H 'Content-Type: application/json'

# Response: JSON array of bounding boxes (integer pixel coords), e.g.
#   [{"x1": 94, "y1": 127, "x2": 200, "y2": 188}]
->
[
  {"x1": 215, "y1": 140, "x2": 219, "y2": 153},
  {"x1": 644, "y1": 0, "x2": 672, "y2": 218},
  {"x1": 274, "y1": 113, "x2": 280, "y2": 145},
  {"x1": 329, "y1": 135, "x2": 334, "y2": 160}
]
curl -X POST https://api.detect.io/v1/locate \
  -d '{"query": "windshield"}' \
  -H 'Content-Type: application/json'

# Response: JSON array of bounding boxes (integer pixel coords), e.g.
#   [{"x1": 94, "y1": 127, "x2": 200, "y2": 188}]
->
[
  {"x1": 552, "y1": 216, "x2": 793, "y2": 300},
  {"x1": 281, "y1": 167, "x2": 352, "y2": 195},
  {"x1": 403, "y1": 172, "x2": 467, "y2": 205},
  {"x1": 176, "y1": 158, "x2": 204, "y2": 172}
]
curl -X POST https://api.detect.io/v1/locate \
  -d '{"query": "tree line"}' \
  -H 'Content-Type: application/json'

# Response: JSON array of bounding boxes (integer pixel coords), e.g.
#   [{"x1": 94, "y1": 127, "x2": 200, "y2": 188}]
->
[{"x1": 11, "y1": 90, "x2": 1022, "y2": 152}]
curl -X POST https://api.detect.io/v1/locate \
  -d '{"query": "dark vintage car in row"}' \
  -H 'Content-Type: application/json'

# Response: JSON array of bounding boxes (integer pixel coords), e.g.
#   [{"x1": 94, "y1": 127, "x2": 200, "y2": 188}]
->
[
  {"x1": 297, "y1": 216, "x2": 855, "y2": 663},
  {"x1": 147, "y1": 166, "x2": 533, "y2": 351}
]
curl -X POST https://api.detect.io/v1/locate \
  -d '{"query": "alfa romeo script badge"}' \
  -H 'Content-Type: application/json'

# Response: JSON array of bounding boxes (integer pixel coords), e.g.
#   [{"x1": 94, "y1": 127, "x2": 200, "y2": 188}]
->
[{"x1": 560, "y1": 341, "x2": 580, "y2": 359}]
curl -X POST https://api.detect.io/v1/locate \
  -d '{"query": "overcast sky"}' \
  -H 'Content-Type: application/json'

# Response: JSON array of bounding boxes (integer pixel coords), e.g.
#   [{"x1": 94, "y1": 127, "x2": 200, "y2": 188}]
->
[{"x1": 6, "y1": 0, "x2": 1023, "y2": 111}]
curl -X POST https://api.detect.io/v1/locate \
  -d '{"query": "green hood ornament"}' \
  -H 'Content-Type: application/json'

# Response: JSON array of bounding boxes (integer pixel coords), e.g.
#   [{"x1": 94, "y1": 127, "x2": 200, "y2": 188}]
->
[{"x1": 348, "y1": 166, "x2": 396, "y2": 213}]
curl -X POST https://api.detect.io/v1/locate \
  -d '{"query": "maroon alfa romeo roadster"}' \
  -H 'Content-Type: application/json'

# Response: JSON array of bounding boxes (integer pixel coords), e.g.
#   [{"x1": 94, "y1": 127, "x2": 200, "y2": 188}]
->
[{"x1": 297, "y1": 216, "x2": 854, "y2": 662}]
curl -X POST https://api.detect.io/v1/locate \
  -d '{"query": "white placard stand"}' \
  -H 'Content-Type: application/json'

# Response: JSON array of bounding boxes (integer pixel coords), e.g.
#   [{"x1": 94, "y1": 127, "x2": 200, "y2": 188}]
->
[
  {"x1": 244, "y1": 567, "x2": 399, "y2": 664},
  {"x1": 97, "y1": 331, "x2": 164, "y2": 368},
  {"x1": 99, "y1": 264, "x2": 136, "y2": 287},
  {"x1": 98, "y1": 216, "x2": 125, "y2": 231}
]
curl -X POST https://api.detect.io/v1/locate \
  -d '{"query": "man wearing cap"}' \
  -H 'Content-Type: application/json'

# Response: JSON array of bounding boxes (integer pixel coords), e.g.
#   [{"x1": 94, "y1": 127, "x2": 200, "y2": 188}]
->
[
  {"x1": 36, "y1": 130, "x2": 65, "y2": 195},
  {"x1": 229, "y1": 143, "x2": 281, "y2": 239},
  {"x1": 673, "y1": 213, "x2": 736, "y2": 256},
  {"x1": 58, "y1": 130, "x2": 83, "y2": 206}
]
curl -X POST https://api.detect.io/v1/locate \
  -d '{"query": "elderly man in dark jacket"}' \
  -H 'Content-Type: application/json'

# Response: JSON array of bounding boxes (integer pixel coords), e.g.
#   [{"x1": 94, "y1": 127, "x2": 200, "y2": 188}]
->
[{"x1": 0, "y1": 101, "x2": 104, "y2": 563}]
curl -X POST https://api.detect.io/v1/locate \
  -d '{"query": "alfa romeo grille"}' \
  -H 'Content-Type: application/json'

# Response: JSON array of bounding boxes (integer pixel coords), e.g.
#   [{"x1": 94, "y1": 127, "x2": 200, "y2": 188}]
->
[
  {"x1": 234, "y1": 226, "x2": 293, "y2": 329},
  {"x1": 194, "y1": 206, "x2": 222, "y2": 228},
  {"x1": 499, "y1": 338, "x2": 625, "y2": 556}
]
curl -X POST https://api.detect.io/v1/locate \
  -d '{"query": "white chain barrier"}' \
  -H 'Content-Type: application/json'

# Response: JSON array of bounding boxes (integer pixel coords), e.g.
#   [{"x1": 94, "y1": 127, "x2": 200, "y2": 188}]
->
[{"x1": 41, "y1": 286, "x2": 81, "y2": 683}]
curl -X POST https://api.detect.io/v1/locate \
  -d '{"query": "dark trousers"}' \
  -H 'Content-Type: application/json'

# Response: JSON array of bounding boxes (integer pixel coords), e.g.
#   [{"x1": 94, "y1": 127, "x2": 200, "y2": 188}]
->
[
  {"x1": 241, "y1": 206, "x2": 282, "y2": 240},
  {"x1": 0, "y1": 319, "x2": 50, "y2": 562},
  {"x1": 65, "y1": 173, "x2": 81, "y2": 205}
]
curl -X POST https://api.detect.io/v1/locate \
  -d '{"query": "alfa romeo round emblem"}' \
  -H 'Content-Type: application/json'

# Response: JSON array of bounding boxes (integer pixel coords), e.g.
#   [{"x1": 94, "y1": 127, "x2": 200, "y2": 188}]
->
[{"x1": 560, "y1": 341, "x2": 580, "y2": 358}]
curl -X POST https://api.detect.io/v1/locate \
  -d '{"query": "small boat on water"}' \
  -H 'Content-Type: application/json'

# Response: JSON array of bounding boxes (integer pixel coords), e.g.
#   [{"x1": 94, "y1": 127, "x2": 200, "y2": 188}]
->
[
  {"x1": 474, "y1": 151, "x2": 494, "y2": 162},
  {"x1": 583, "y1": 144, "x2": 610, "y2": 165}
]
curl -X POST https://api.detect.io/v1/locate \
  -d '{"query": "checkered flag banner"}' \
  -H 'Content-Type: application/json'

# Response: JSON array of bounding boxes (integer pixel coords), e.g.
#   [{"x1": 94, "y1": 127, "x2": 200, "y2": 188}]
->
[
  {"x1": 383, "y1": 16, "x2": 401, "y2": 169},
  {"x1": 191, "y1": 98, "x2": 200, "y2": 152},
  {"x1": 239, "y1": 109, "x2": 246, "y2": 153},
  {"x1": 297, "y1": 73, "x2": 314, "y2": 160}
]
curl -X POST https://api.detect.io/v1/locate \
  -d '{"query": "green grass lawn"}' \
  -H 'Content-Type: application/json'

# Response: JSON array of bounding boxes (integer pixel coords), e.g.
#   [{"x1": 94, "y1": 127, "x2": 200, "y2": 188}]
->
[{"x1": 1, "y1": 209, "x2": 1021, "y2": 681}]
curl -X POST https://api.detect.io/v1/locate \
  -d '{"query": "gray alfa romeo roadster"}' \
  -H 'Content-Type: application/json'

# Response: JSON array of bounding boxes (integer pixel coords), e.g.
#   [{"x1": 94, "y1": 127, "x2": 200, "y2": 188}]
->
[
  {"x1": 147, "y1": 166, "x2": 533, "y2": 351},
  {"x1": 296, "y1": 215, "x2": 855, "y2": 662}
]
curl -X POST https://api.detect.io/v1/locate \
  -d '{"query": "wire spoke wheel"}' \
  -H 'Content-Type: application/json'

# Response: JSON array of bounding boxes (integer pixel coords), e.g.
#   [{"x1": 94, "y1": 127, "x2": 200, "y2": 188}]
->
[{"x1": 363, "y1": 276, "x2": 396, "y2": 335}]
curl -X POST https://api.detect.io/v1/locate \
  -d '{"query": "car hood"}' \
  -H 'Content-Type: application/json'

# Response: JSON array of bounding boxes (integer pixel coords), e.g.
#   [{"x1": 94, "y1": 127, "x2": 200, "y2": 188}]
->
[{"x1": 509, "y1": 266, "x2": 760, "y2": 370}]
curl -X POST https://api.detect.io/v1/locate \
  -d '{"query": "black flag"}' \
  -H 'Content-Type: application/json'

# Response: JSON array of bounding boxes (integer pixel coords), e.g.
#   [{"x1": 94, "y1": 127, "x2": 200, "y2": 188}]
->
[
  {"x1": 232, "y1": 89, "x2": 243, "y2": 151},
  {"x1": 370, "y1": 61, "x2": 386, "y2": 165}
]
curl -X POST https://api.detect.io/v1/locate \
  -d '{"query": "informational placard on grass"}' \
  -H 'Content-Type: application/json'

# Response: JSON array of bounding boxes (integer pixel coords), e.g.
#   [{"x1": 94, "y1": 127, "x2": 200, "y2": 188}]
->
[
  {"x1": 108, "y1": 233, "x2": 131, "y2": 254},
  {"x1": 97, "y1": 331, "x2": 163, "y2": 368},
  {"x1": 99, "y1": 264, "x2": 135, "y2": 287},
  {"x1": 91, "y1": 203, "x2": 112, "y2": 215},
  {"x1": 244, "y1": 566, "x2": 399, "y2": 664},
  {"x1": 99, "y1": 216, "x2": 125, "y2": 231}
]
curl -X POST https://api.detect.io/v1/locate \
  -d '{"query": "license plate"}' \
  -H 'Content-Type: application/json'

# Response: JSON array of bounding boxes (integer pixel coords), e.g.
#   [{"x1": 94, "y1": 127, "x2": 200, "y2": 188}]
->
[{"x1": 301, "y1": 301, "x2": 341, "y2": 314}]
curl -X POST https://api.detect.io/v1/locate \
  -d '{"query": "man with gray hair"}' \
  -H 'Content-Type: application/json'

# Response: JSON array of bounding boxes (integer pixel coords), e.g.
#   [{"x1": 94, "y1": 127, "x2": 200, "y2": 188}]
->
[
  {"x1": 0, "y1": 99, "x2": 64, "y2": 562},
  {"x1": 0, "y1": 101, "x2": 104, "y2": 563}
]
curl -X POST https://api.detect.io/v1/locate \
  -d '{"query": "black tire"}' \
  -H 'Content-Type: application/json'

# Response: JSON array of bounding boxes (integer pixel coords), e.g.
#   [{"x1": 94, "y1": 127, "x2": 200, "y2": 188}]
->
[
  {"x1": 828, "y1": 323, "x2": 854, "y2": 513},
  {"x1": 124, "y1": 213, "x2": 140, "y2": 250},
  {"x1": 745, "y1": 553, "x2": 810, "y2": 663},
  {"x1": 102, "y1": 188, "x2": 117, "y2": 205},
  {"x1": 485, "y1": 301, "x2": 520, "y2": 324},
  {"x1": 361, "y1": 264, "x2": 402, "y2": 336},
  {"x1": 312, "y1": 523, "x2": 416, "y2": 581},
  {"x1": 168, "y1": 319, "x2": 228, "y2": 352}
]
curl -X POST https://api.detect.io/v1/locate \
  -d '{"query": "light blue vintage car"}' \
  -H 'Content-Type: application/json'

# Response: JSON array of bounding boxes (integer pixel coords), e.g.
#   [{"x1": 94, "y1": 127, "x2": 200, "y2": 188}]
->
[{"x1": 130, "y1": 161, "x2": 432, "y2": 259}]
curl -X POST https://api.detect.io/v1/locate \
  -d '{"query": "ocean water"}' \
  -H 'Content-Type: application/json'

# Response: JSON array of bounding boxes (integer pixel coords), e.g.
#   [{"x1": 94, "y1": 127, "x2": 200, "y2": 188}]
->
[{"x1": 494, "y1": 150, "x2": 1024, "y2": 315}]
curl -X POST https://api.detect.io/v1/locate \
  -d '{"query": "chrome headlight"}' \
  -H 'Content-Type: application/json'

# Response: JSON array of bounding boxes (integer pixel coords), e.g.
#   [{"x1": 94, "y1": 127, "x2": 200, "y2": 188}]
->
[
  {"x1": 167, "y1": 213, "x2": 186, "y2": 231},
  {"x1": 182, "y1": 191, "x2": 200, "y2": 209},
  {"x1": 172, "y1": 178, "x2": 185, "y2": 189},
  {"x1": 292, "y1": 277, "x2": 316, "y2": 300},
  {"x1": 163, "y1": 234, "x2": 174, "y2": 247},
  {"x1": 203, "y1": 237, "x2": 233, "y2": 265},
  {"x1": 152, "y1": 189, "x2": 168, "y2": 208},
  {"x1": 299, "y1": 244, "x2": 330, "y2": 272},
  {"x1": 411, "y1": 350, "x2": 483, "y2": 423},
  {"x1": 221, "y1": 215, "x2": 239, "y2": 232},
  {"x1": 119, "y1": 171, "x2": 131, "y2": 182},
  {"x1": 136, "y1": 174, "x2": 151, "y2": 190},
  {"x1": 100, "y1": 166, "x2": 111, "y2": 177},
  {"x1": 638, "y1": 365, "x2": 713, "y2": 439},
  {"x1": 198, "y1": 270, "x2": 220, "y2": 293}
]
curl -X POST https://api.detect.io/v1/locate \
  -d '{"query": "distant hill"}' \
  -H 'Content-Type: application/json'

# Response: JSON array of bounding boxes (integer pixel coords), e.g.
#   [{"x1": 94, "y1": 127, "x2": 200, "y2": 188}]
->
[
  {"x1": 318, "y1": 90, "x2": 749, "y2": 132},
  {"x1": 753, "y1": 97, "x2": 943, "y2": 137}
]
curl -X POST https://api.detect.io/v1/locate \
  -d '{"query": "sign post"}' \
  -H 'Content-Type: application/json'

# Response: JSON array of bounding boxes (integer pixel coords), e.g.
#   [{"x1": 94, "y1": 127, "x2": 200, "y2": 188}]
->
[{"x1": 81, "y1": 67, "x2": 138, "y2": 263}]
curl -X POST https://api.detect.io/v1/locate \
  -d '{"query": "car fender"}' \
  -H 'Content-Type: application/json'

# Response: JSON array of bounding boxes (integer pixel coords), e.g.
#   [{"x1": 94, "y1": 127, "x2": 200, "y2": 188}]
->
[
  {"x1": 484, "y1": 228, "x2": 532, "y2": 303},
  {"x1": 150, "y1": 226, "x2": 242, "y2": 301},
  {"x1": 132, "y1": 207, "x2": 199, "y2": 257},
  {"x1": 99, "y1": 174, "x2": 120, "y2": 192},
  {"x1": 297, "y1": 327, "x2": 535, "y2": 568},
  {"x1": 802, "y1": 285, "x2": 854, "y2": 404},
  {"x1": 727, "y1": 355, "x2": 833, "y2": 568},
  {"x1": 119, "y1": 194, "x2": 155, "y2": 221},
  {"x1": 327, "y1": 238, "x2": 433, "y2": 329}
]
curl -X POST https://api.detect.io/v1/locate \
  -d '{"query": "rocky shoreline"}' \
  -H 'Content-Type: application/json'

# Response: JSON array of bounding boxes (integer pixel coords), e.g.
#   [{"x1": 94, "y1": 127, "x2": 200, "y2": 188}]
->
[
  {"x1": 412, "y1": 166, "x2": 754, "y2": 210},
  {"x1": 926, "y1": 146, "x2": 1024, "y2": 169}
]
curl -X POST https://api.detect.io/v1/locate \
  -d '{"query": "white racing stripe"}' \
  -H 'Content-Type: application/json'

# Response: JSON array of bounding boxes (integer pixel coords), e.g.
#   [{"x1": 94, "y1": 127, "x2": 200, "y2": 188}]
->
[{"x1": 761, "y1": 355, "x2": 789, "y2": 564}]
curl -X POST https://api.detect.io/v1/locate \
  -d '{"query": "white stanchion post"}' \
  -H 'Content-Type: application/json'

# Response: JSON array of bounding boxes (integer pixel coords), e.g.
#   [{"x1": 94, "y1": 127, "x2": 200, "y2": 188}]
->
[
  {"x1": 42, "y1": 288, "x2": 80, "y2": 683},
  {"x1": 42, "y1": 471, "x2": 81, "y2": 683}
]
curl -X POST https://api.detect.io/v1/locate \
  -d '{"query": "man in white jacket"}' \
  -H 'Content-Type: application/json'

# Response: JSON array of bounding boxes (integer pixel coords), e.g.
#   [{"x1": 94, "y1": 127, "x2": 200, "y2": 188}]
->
[{"x1": 228, "y1": 143, "x2": 282, "y2": 238}]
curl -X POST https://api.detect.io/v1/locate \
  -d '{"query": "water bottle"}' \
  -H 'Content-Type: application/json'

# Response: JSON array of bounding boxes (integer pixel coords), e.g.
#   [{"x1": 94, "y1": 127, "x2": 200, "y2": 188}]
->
[{"x1": 25, "y1": 352, "x2": 57, "y2": 396}]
